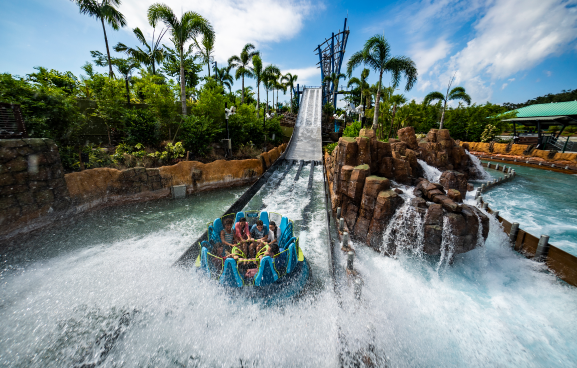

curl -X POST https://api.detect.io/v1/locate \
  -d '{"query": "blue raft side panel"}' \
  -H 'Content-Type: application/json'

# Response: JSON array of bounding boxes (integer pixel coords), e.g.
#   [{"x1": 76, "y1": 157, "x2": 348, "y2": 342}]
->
[
  {"x1": 280, "y1": 216, "x2": 289, "y2": 236},
  {"x1": 233, "y1": 211, "x2": 245, "y2": 230},
  {"x1": 210, "y1": 218, "x2": 224, "y2": 246},
  {"x1": 200, "y1": 246, "x2": 210, "y2": 275},
  {"x1": 220, "y1": 258, "x2": 243, "y2": 288},
  {"x1": 254, "y1": 256, "x2": 279, "y2": 287},
  {"x1": 260, "y1": 211, "x2": 270, "y2": 234},
  {"x1": 286, "y1": 243, "x2": 298, "y2": 275},
  {"x1": 275, "y1": 247, "x2": 287, "y2": 276}
]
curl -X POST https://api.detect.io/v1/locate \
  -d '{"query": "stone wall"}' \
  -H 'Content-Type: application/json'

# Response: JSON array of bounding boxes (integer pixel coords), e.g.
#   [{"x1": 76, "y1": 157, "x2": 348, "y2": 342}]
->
[
  {"x1": 326, "y1": 128, "x2": 488, "y2": 259},
  {"x1": 1, "y1": 138, "x2": 70, "y2": 237},
  {"x1": 1, "y1": 140, "x2": 286, "y2": 241}
]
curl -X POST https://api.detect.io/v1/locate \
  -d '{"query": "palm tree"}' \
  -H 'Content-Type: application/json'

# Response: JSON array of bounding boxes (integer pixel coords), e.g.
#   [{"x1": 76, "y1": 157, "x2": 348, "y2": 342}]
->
[
  {"x1": 214, "y1": 65, "x2": 234, "y2": 92},
  {"x1": 282, "y1": 73, "x2": 298, "y2": 111},
  {"x1": 194, "y1": 33, "x2": 214, "y2": 77},
  {"x1": 263, "y1": 64, "x2": 280, "y2": 114},
  {"x1": 347, "y1": 68, "x2": 370, "y2": 106},
  {"x1": 387, "y1": 94, "x2": 407, "y2": 138},
  {"x1": 114, "y1": 27, "x2": 167, "y2": 75},
  {"x1": 228, "y1": 43, "x2": 259, "y2": 105},
  {"x1": 347, "y1": 34, "x2": 418, "y2": 130},
  {"x1": 424, "y1": 77, "x2": 471, "y2": 129},
  {"x1": 275, "y1": 77, "x2": 286, "y2": 111},
  {"x1": 112, "y1": 57, "x2": 140, "y2": 103},
  {"x1": 252, "y1": 55, "x2": 264, "y2": 116},
  {"x1": 148, "y1": 3, "x2": 214, "y2": 115},
  {"x1": 73, "y1": 0, "x2": 126, "y2": 77},
  {"x1": 323, "y1": 72, "x2": 346, "y2": 108}
]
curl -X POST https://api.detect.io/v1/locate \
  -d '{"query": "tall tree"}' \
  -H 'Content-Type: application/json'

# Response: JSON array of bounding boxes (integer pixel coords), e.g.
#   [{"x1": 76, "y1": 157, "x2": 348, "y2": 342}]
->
[
  {"x1": 252, "y1": 55, "x2": 264, "y2": 116},
  {"x1": 424, "y1": 77, "x2": 471, "y2": 129},
  {"x1": 323, "y1": 72, "x2": 346, "y2": 109},
  {"x1": 194, "y1": 33, "x2": 215, "y2": 77},
  {"x1": 387, "y1": 94, "x2": 407, "y2": 138},
  {"x1": 148, "y1": 3, "x2": 214, "y2": 115},
  {"x1": 214, "y1": 65, "x2": 234, "y2": 92},
  {"x1": 347, "y1": 34, "x2": 418, "y2": 130},
  {"x1": 263, "y1": 64, "x2": 280, "y2": 114},
  {"x1": 347, "y1": 68, "x2": 370, "y2": 106},
  {"x1": 282, "y1": 73, "x2": 298, "y2": 112},
  {"x1": 228, "y1": 43, "x2": 259, "y2": 105},
  {"x1": 73, "y1": 0, "x2": 126, "y2": 77},
  {"x1": 114, "y1": 26, "x2": 167, "y2": 75},
  {"x1": 112, "y1": 57, "x2": 140, "y2": 104}
]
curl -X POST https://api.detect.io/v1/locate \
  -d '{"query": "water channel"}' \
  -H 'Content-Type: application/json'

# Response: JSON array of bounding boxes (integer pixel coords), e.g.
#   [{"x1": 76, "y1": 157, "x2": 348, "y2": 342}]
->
[{"x1": 2, "y1": 161, "x2": 577, "y2": 367}]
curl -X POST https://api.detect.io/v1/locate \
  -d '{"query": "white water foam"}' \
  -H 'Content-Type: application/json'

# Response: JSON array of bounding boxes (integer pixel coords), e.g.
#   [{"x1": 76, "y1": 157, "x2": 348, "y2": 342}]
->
[
  {"x1": 466, "y1": 150, "x2": 493, "y2": 181},
  {"x1": 417, "y1": 159, "x2": 442, "y2": 183}
]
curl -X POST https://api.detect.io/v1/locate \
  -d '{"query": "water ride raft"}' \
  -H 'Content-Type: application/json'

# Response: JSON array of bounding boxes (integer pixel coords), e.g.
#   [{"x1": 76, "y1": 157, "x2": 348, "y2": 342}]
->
[{"x1": 195, "y1": 211, "x2": 310, "y2": 299}]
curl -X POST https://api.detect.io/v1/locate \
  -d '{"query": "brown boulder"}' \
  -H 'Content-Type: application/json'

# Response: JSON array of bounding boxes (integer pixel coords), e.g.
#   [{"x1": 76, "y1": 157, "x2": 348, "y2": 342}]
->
[
  {"x1": 355, "y1": 136, "x2": 371, "y2": 166},
  {"x1": 392, "y1": 158, "x2": 412, "y2": 184},
  {"x1": 447, "y1": 188, "x2": 462, "y2": 203},
  {"x1": 439, "y1": 170, "x2": 468, "y2": 199},
  {"x1": 367, "y1": 190, "x2": 404, "y2": 249},
  {"x1": 423, "y1": 203, "x2": 443, "y2": 255},
  {"x1": 338, "y1": 165, "x2": 354, "y2": 195},
  {"x1": 359, "y1": 128, "x2": 376, "y2": 139},
  {"x1": 426, "y1": 129, "x2": 438, "y2": 142},
  {"x1": 378, "y1": 157, "x2": 394, "y2": 179},
  {"x1": 347, "y1": 164, "x2": 370, "y2": 201},
  {"x1": 397, "y1": 126, "x2": 419, "y2": 150},
  {"x1": 436, "y1": 129, "x2": 451, "y2": 141},
  {"x1": 391, "y1": 141, "x2": 407, "y2": 156},
  {"x1": 337, "y1": 137, "x2": 358, "y2": 167}
]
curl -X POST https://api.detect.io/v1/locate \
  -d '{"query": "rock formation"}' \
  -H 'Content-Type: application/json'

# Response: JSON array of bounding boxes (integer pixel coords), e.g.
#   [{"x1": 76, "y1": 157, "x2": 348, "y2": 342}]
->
[{"x1": 326, "y1": 127, "x2": 489, "y2": 260}]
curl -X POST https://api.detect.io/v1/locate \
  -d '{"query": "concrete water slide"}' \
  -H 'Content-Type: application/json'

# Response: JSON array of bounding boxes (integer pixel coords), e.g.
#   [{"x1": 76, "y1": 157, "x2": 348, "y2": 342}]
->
[
  {"x1": 285, "y1": 87, "x2": 323, "y2": 162},
  {"x1": 175, "y1": 87, "x2": 329, "y2": 266}
]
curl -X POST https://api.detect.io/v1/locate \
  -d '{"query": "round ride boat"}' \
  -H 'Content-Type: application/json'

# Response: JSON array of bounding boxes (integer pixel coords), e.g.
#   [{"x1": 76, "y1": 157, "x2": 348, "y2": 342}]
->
[{"x1": 195, "y1": 210, "x2": 310, "y2": 301}]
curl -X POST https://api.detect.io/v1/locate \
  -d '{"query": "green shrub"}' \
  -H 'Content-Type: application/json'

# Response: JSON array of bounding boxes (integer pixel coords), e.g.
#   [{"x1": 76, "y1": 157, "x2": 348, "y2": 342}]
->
[
  {"x1": 178, "y1": 114, "x2": 222, "y2": 156},
  {"x1": 124, "y1": 108, "x2": 161, "y2": 147},
  {"x1": 324, "y1": 142, "x2": 338, "y2": 155},
  {"x1": 343, "y1": 120, "x2": 362, "y2": 137}
]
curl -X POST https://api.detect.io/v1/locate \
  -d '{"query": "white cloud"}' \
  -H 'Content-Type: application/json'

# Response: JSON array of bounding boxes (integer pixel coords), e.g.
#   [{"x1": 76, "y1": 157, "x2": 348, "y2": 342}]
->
[
  {"x1": 545, "y1": 70, "x2": 552, "y2": 77},
  {"x1": 501, "y1": 83, "x2": 508, "y2": 90},
  {"x1": 445, "y1": 0, "x2": 577, "y2": 101},
  {"x1": 118, "y1": 0, "x2": 313, "y2": 63},
  {"x1": 410, "y1": 38, "x2": 452, "y2": 78},
  {"x1": 281, "y1": 66, "x2": 319, "y2": 85}
]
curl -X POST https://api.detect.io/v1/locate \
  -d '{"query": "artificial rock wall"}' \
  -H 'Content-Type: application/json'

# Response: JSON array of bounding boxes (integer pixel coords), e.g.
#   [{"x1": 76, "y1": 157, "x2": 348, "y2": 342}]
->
[
  {"x1": 0, "y1": 141, "x2": 286, "y2": 241},
  {"x1": 0, "y1": 138, "x2": 70, "y2": 237},
  {"x1": 326, "y1": 128, "x2": 488, "y2": 257}
]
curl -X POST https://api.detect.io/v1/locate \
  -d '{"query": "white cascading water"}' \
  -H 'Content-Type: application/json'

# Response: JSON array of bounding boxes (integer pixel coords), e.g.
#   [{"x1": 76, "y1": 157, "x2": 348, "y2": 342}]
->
[
  {"x1": 417, "y1": 159, "x2": 442, "y2": 183},
  {"x1": 466, "y1": 150, "x2": 493, "y2": 181},
  {"x1": 3, "y1": 162, "x2": 577, "y2": 367}
]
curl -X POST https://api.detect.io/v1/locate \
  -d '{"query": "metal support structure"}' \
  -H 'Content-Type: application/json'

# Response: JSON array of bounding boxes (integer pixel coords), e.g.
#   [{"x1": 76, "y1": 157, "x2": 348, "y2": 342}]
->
[
  {"x1": 509, "y1": 222, "x2": 520, "y2": 243},
  {"x1": 336, "y1": 207, "x2": 341, "y2": 219},
  {"x1": 339, "y1": 218, "x2": 344, "y2": 231},
  {"x1": 346, "y1": 251, "x2": 354, "y2": 271},
  {"x1": 535, "y1": 235, "x2": 551, "y2": 260},
  {"x1": 315, "y1": 18, "x2": 350, "y2": 106}
]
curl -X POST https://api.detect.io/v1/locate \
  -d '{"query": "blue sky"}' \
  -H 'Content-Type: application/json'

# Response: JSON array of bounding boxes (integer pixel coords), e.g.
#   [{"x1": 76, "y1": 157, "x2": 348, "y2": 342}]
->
[{"x1": 1, "y1": 0, "x2": 577, "y2": 107}]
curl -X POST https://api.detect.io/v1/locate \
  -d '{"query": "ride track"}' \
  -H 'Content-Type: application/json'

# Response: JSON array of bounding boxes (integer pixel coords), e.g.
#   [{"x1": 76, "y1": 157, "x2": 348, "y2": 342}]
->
[{"x1": 173, "y1": 88, "x2": 335, "y2": 284}]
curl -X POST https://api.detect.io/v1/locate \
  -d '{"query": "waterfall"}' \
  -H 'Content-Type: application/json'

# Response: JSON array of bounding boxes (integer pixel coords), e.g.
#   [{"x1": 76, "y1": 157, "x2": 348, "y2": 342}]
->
[
  {"x1": 417, "y1": 159, "x2": 442, "y2": 183},
  {"x1": 438, "y1": 216, "x2": 456, "y2": 268},
  {"x1": 381, "y1": 200, "x2": 425, "y2": 257},
  {"x1": 466, "y1": 150, "x2": 493, "y2": 181}
]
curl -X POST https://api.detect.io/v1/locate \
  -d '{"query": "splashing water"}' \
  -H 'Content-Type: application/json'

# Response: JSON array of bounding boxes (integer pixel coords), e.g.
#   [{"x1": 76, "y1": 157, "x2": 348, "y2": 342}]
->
[
  {"x1": 438, "y1": 216, "x2": 456, "y2": 268},
  {"x1": 418, "y1": 159, "x2": 442, "y2": 183},
  {"x1": 466, "y1": 150, "x2": 493, "y2": 181}
]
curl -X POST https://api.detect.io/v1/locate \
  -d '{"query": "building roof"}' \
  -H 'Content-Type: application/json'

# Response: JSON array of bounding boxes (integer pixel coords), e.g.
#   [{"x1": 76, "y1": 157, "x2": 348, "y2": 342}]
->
[{"x1": 513, "y1": 101, "x2": 577, "y2": 118}]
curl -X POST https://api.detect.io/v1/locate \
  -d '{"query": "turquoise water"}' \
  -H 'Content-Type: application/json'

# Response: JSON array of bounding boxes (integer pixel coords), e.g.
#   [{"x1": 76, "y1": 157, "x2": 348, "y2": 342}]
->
[{"x1": 480, "y1": 162, "x2": 577, "y2": 256}]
